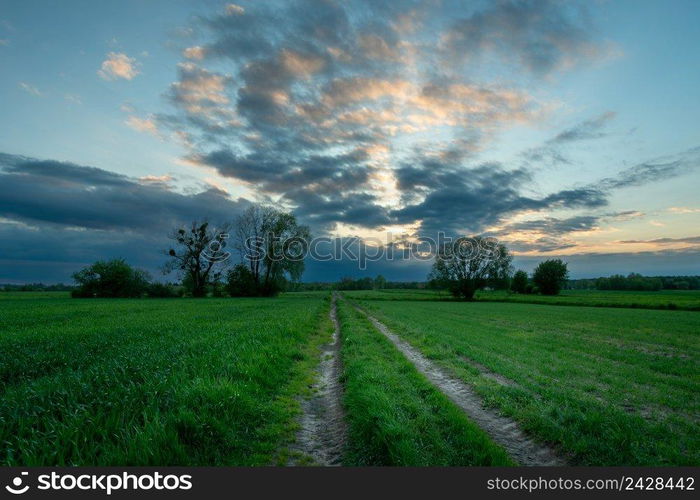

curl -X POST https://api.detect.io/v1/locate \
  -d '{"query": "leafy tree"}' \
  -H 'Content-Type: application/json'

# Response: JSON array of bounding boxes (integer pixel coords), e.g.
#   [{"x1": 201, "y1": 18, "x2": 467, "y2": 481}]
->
[
  {"x1": 232, "y1": 205, "x2": 311, "y2": 296},
  {"x1": 164, "y1": 221, "x2": 230, "y2": 298},
  {"x1": 373, "y1": 275, "x2": 387, "y2": 290},
  {"x1": 511, "y1": 270, "x2": 529, "y2": 294},
  {"x1": 532, "y1": 259, "x2": 569, "y2": 295},
  {"x1": 428, "y1": 236, "x2": 512, "y2": 300},
  {"x1": 72, "y1": 259, "x2": 150, "y2": 298}
]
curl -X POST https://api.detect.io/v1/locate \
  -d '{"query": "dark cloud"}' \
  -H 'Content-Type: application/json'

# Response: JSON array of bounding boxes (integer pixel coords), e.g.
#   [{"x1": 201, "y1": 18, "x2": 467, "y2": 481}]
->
[
  {"x1": 523, "y1": 111, "x2": 616, "y2": 166},
  {"x1": 0, "y1": 153, "x2": 249, "y2": 232},
  {"x1": 550, "y1": 111, "x2": 616, "y2": 144},
  {"x1": 442, "y1": 0, "x2": 601, "y2": 75},
  {"x1": 619, "y1": 236, "x2": 700, "y2": 245},
  {"x1": 503, "y1": 238, "x2": 578, "y2": 253},
  {"x1": 501, "y1": 215, "x2": 601, "y2": 236},
  {"x1": 392, "y1": 162, "x2": 607, "y2": 235},
  {"x1": 599, "y1": 147, "x2": 700, "y2": 190}
]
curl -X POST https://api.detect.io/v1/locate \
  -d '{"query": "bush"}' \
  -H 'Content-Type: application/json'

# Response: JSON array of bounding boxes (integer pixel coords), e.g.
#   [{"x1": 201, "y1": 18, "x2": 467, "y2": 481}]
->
[
  {"x1": 146, "y1": 282, "x2": 180, "y2": 298},
  {"x1": 226, "y1": 264, "x2": 261, "y2": 297},
  {"x1": 511, "y1": 270, "x2": 528, "y2": 294},
  {"x1": 72, "y1": 259, "x2": 150, "y2": 298},
  {"x1": 532, "y1": 259, "x2": 569, "y2": 295}
]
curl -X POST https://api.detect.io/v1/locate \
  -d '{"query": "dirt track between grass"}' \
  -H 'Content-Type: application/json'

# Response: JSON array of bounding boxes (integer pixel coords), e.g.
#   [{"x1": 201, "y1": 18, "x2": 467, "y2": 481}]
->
[
  {"x1": 289, "y1": 294, "x2": 347, "y2": 465},
  {"x1": 347, "y1": 298, "x2": 566, "y2": 466}
]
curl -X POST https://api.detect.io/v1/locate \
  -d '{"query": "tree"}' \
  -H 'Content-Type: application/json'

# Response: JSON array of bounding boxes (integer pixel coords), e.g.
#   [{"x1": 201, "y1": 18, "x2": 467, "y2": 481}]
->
[
  {"x1": 164, "y1": 221, "x2": 230, "y2": 298},
  {"x1": 428, "y1": 236, "x2": 512, "y2": 300},
  {"x1": 72, "y1": 259, "x2": 150, "y2": 298},
  {"x1": 511, "y1": 270, "x2": 529, "y2": 294},
  {"x1": 532, "y1": 259, "x2": 569, "y2": 295},
  {"x1": 373, "y1": 275, "x2": 387, "y2": 290},
  {"x1": 232, "y1": 205, "x2": 311, "y2": 296}
]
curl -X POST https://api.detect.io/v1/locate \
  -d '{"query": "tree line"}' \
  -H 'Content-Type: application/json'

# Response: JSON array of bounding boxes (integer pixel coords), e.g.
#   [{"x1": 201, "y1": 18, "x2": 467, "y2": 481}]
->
[
  {"x1": 566, "y1": 274, "x2": 700, "y2": 291},
  {"x1": 61, "y1": 204, "x2": 694, "y2": 299}
]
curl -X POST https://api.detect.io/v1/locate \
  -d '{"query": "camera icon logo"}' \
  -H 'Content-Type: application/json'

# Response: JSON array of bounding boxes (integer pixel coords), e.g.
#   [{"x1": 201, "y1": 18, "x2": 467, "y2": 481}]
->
[{"x1": 5, "y1": 472, "x2": 29, "y2": 495}]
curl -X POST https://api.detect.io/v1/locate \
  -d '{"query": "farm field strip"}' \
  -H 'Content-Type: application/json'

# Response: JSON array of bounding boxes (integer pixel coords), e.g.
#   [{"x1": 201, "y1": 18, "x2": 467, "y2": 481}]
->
[
  {"x1": 288, "y1": 293, "x2": 347, "y2": 465},
  {"x1": 0, "y1": 294, "x2": 331, "y2": 466},
  {"x1": 354, "y1": 299, "x2": 700, "y2": 465},
  {"x1": 343, "y1": 296, "x2": 564, "y2": 466},
  {"x1": 335, "y1": 298, "x2": 513, "y2": 466},
  {"x1": 342, "y1": 289, "x2": 700, "y2": 311}
]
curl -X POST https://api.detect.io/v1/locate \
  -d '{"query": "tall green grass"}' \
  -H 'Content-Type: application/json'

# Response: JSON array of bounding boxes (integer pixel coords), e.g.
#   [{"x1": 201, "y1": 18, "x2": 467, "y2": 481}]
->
[
  {"x1": 337, "y1": 299, "x2": 513, "y2": 466},
  {"x1": 0, "y1": 295, "x2": 329, "y2": 465}
]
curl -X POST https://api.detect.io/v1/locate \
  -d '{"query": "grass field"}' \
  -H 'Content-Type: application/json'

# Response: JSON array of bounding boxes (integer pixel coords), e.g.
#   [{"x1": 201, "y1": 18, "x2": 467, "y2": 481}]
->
[
  {"x1": 1, "y1": 290, "x2": 698, "y2": 466},
  {"x1": 0, "y1": 292, "x2": 330, "y2": 465},
  {"x1": 337, "y1": 298, "x2": 513, "y2": 466},
  {"x1": 352, "y1": 297, "x2": 700, "y2": 465},
  {"x1": 344, "y1": 288, "x2": 700, "y2": 311}
]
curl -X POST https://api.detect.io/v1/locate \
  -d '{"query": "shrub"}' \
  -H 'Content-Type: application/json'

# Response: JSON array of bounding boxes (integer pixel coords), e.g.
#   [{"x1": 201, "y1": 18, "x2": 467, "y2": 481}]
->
[
  {"x1": 146, "y1": 282, "x2": 180, "y2": 298},
  {"x1": 511, "y1": 270, "x2": 528, "y2": 294},
  {"x1": 226, "y1": 264, "x2": 261, "y2": 297},
  {"x1": 72, "y1": 259, "x2": 150, "y2": 298}
]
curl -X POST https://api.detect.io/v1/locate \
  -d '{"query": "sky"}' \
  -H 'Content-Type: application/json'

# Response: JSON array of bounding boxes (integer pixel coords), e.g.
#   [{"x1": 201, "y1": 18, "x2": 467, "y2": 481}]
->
[{"x1": 0, "y1": 0, "x2": 699, "y2": 283}]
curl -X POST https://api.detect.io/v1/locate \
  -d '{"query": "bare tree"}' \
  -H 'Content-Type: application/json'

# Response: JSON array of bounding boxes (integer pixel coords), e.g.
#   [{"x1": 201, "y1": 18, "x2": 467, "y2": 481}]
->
[{"x1": 164, "y1": 220, "x2": 230, "y2": 297}]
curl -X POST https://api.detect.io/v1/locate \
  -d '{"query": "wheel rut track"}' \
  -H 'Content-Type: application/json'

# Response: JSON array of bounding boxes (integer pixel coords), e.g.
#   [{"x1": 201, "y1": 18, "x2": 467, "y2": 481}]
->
[
  {"x1": 346, "y1": 297, "x2": 566, "y2": 466},
  {"x1": 289, "y1": 293, "x2": 347, "y2": 465}
]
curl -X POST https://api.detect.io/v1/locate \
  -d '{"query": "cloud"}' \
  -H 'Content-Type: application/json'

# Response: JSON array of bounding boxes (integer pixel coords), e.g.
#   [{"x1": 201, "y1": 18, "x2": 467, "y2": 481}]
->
[
  {"x1": 549, "y1": 111, "x2": 616, "y2": 144},
  {"x1": 64, "y1": 94, "x2": 82, "y2": 105},
  {"x1": 523, "y1": 111, "x2": 616, "y2": 166},
  {"x1": 391, "y1": 162, "x2": 607, "y2": 236},
  {"x1": 98, "y1": 52, "x2": 139, "y2": 80},
  {"x1": 148, "y1": 0, "x2": 692, "y2": 245},
  {"x1": 225, "y1": 3, "x2": 245, "y2": 16},
  {"x1": 667, "y1": 207, "x2": 700, "y2": 214},
  {"x1": 619, "y1": 236, "x2": 700, "y2": 245},
  {"x1": 183, "y1": 46, "x2": 206, "y2": 60},
  {"x1": 125, "y1": 116, "x2": 160, "y2": 137},
  {"x1": 0, "y1": 152, "x2": 249, "y2": 232},
  {"x1": 18, "y1": 82, "x2": 42, "y2": 96},
  {"x1": 157, "y1": 0, "x2": 580, "y2": 234},
  {"x1": 441, "y1": 0, "x2": 605, "y2": 75},
  {"x1": 500, "y1": 215, "x2": 601, "y2": 236},
  {"x1": 597, "y1": 147, "x2": 700, "y2": 190}
]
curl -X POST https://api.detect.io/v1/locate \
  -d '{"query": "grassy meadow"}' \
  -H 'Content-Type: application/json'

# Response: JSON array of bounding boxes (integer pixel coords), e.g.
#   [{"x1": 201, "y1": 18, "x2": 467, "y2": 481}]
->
[
  {"x1": 0, "y1": 292, "x2": 330, "y2": 465},
  {"x1": 351, "y1": 298, "x2": 700, "y2": 465},
  {"x1": 0, "y1": 289, "x2": 698, "y2": 465}
]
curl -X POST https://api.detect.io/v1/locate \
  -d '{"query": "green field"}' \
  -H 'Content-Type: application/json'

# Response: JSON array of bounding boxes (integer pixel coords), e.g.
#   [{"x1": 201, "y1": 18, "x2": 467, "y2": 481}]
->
[
  {"x1": 337, "y1": 299, "x2": 513, "y2": 466},
  {"x1": 0, "y1": 292, "x2": 330, "y2": 465},
  {"x1": 344, "y1": 288, "x2": 700, "y2": 310},
  {"x1": 0, "y1": 290, "x2": 698, "y2": 465},
  {"x1": 352, "y1": 297, "x2": 700, "y2": 465}
]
